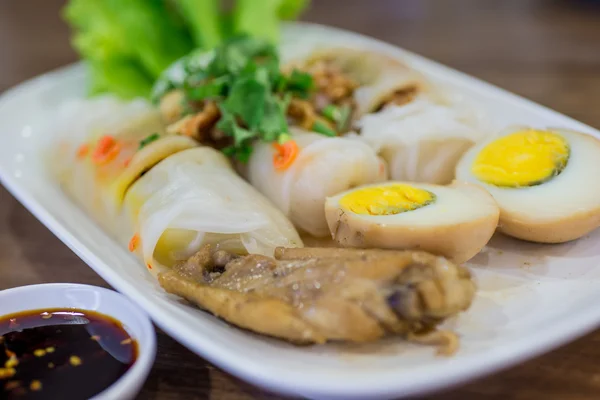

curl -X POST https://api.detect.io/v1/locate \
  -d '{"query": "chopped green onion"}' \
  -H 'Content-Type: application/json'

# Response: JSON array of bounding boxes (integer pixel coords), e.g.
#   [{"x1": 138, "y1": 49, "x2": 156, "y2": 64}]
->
[
  {"x1": 322, "y1": 104, "x2": 341, "y2": 122},
  {"x1": 139, "y1": 133, "x2": 160, "y2": 149},
  {"x1": 312, "y1": 120, "x2": 337, "y2": 137},
  {"x1": 277, "y1": 132, "x2": 292, "y2": 144},
  {"x1": 337, "y1": 104, "x2": 352, "y2": 132}
]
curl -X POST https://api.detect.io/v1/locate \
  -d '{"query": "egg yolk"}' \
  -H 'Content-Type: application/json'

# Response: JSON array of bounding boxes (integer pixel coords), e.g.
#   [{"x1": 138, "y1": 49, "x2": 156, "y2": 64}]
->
[
  {"x1": 339, "y1": 184, "x2": 435, "y2": 215},
  {"x1": 471, "y1": 129, "x2": 570, "y2": 187}
]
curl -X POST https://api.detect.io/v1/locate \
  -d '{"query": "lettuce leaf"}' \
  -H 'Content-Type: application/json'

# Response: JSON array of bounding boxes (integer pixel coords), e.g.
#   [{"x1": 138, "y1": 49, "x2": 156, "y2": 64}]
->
[
  {"x1": 86, "y1": 58, "x2": 154, "y2": 99},
  {"x1": 62, "y1": 0, "x2": 311, "y2": 100},
  {"x1": 232, "y1": 0, "x2": 310, "y2": 43},
  {"x1": 172, "y1": 0, "x2": 223, "y2": 50}
]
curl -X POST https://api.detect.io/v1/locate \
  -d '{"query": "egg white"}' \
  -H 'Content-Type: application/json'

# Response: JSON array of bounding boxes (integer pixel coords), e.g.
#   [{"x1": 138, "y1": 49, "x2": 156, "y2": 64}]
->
[
  {"x1": 455, "y1": 127, "x2": 600, "y2": 243},
  {"x1": 325, "y1": 181, "x2": 499, "y2": 263}
]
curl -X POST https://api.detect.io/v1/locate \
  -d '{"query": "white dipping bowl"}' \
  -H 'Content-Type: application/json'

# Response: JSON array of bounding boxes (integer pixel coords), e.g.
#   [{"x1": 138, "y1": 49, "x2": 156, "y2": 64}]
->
[{"x1": 0, "y1": 283, "x2": 156, "y2": 400}]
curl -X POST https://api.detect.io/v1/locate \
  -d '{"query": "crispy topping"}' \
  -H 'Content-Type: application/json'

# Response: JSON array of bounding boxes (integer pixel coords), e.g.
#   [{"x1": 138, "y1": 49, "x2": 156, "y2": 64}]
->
[
  {"x1": 159, "y1": 90, "x2": 186, "y2": 124},
  {"x1": 287, "y1": 98, "x2": 316, "y2": 130},
  {"x1": 167, "y1": 101, "x2": 221, "y2": 142}
]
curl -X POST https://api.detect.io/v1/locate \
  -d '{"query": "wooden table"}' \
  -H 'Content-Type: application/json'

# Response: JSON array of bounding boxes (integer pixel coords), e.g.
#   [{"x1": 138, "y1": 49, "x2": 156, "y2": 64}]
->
[{"x1": 2, "y1": 0, "x2": 600, "y2": 398}]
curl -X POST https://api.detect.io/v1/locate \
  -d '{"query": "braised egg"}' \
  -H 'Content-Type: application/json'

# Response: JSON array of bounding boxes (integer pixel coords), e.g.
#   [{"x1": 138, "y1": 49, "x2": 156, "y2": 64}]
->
[
  {"x1": 455, "y1": 126, "x2": 600, "y2": 243},
  {"x1": 324, "y1": 181, "x2": 499, "y2": 263}
]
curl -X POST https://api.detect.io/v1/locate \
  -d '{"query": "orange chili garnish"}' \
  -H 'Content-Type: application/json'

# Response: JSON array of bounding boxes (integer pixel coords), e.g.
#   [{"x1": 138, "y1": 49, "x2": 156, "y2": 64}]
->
[
  {"x1": 272, "y1": 140, "x2": 299, "y2": 171},
  {"x1": 146, "y1": 263, "x2": 153, "y2": 270},
  {"x1": 76, "y1": 144, "x2": 90, "y2": 159},
  {"x1": 92, "y1": 135, "x2": 121, "y2": 165},
  {"x1": 123, "y1": 157, "x2": 132, "y2": 167},
  {"x1": 128, "y1": 233, "x2": 140, "y2": 252}
]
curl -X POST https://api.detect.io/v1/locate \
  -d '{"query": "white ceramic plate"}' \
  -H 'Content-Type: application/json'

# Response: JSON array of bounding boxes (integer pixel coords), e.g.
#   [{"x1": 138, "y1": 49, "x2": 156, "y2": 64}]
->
[{"x1": 2, "y1": 23, "x2": 600, "y2": 400}]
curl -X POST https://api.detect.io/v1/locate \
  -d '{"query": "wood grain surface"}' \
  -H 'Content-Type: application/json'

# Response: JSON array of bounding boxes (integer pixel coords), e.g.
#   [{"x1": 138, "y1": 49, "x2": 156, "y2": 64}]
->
[{"x1": 2, "y1": 0, "x2": 600, "y2": 398}]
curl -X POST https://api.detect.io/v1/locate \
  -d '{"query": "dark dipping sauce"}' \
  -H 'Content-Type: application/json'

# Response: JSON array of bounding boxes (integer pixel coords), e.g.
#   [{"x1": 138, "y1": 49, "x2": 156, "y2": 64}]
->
[{"x1": 0, "y1": 308, "x2": 138, "y2": 400}]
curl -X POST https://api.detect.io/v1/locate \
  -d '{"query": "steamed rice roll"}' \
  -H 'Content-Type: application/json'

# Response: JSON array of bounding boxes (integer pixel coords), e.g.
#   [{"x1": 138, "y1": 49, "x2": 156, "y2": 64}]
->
[
  {"x1": 124, "y1": 147, "x2": 303, "y2": 270},
  {"x1": 355, "y1": 96, "x2": 488, "y2": 184},
  {"x1": 50, "y1": 96, "x2": 198, "y2": 230},
  {"x1": 245, "y1": 128, "x2": 387, "y2": 237},
  {"x1": 284, "y1": 46, "x2": 434, "y2": 119}
]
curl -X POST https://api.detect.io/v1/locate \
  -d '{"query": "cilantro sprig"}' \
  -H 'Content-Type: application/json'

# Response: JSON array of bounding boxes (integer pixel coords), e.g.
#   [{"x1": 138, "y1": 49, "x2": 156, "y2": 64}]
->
[{"x1": 179, "y1": 34, "x2": 313, "y2": 162}]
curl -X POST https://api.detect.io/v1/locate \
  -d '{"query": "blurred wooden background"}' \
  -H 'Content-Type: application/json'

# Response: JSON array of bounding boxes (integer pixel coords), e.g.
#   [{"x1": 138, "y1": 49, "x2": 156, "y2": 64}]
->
[{"x1": 1, "y1": 0, "x2": 600, "y2": 398}]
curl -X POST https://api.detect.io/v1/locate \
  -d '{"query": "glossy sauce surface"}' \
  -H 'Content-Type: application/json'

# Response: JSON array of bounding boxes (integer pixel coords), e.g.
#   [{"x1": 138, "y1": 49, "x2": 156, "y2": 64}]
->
[{"x1": 0, "y1": 308, "x2": 138, "y2": 399}]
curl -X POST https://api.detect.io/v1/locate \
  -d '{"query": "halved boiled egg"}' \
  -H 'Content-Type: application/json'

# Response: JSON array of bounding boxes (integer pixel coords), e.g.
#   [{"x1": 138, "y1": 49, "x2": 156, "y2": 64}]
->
[
  {"x1": 324, "y1": 181, "x2": 500, "y2": 263},
  {"x1": 455, "y1": 127, "x2": 600, "y2": 243}
]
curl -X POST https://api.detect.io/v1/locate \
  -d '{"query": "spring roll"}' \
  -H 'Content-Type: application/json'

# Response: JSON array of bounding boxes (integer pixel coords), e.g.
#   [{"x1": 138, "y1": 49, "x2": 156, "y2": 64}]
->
[{"x1": 244, "y1": 128, "x2": 387, "y2": 238}]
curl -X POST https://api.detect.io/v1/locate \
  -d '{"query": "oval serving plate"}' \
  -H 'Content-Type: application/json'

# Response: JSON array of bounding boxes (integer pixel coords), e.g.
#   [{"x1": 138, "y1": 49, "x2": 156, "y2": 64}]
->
[{"x1": 2, "y1": 22, "x2": 600, "y2": 400}]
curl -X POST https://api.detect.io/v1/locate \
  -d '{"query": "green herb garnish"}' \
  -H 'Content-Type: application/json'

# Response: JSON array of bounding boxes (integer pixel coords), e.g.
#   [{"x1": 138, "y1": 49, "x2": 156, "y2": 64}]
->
[
  {"x1": 139, "y1": 133, "x2": 160, "y2": 149},
  {"x1": 180, "y1": 34, "x2": 314, "y2": 162}
]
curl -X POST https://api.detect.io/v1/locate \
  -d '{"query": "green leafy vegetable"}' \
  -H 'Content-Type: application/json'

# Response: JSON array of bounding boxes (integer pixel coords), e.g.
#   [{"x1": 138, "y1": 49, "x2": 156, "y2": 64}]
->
[
  {"x1": 278, "y1": 0, "x2": 311, "y2": 20},
  {"x1": 87, "y1": 58, "x2": 154, "y2": 99},
  {"x1": 233, "y1": 0, "x2": 311, "y2": 43},
  {"x1": 62, "y1": 0, "x2": 312, "y2": 100},
  {"x1": 64, "y1": 0, "x2": 194, "y2": 99},
  {"x1": 172, "y1": 0, "x2": 222, "y2": 50}
]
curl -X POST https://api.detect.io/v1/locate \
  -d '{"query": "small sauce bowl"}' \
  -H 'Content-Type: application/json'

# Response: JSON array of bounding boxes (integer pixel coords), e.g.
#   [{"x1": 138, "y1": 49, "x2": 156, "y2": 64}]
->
[{"x1": 0, "y1": 283, "x2": 156, "y2": 400}]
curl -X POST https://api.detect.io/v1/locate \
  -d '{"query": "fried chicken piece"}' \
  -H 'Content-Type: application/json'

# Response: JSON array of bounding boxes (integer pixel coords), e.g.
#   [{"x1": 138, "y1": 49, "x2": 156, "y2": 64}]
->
[{"x1": 158, "y1": 245, "x2": 475, "y2": 354}]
